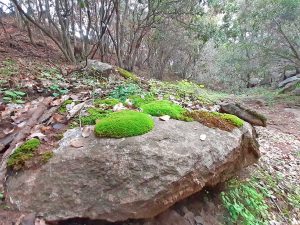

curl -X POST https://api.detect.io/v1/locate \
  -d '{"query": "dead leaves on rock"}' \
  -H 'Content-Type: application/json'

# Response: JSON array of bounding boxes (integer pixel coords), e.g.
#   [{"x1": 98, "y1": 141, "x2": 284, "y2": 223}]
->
[{"x1": 70, "y1": 138, "x2": 85, "y2": 148}]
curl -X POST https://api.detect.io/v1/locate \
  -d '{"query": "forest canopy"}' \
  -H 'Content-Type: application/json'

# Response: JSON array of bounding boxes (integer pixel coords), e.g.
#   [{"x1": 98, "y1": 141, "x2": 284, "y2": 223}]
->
[{"x1": 0, "y1": 0, "x2": 299, "y2": 90}]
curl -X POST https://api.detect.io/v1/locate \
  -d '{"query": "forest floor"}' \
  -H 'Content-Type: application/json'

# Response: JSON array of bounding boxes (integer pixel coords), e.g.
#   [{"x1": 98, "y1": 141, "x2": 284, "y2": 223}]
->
[{"x1": 0, "y1": 17, "x2": 299, "y2": 225}]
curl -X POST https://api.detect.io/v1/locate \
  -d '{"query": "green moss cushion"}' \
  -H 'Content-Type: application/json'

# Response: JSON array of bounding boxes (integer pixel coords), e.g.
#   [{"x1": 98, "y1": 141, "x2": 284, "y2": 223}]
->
[
  {"x1": 140, "y1": 100, "x2": 191, "y2": 121},
  {"x1": 7, "y1": 138, "x2": 41, "y2": 169},
  {"x1": 94, "y1": 110, "x2": 154, "y2": 138}
]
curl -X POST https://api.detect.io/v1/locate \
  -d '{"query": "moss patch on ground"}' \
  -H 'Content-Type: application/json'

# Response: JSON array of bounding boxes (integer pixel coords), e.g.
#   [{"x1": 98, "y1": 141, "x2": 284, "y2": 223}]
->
[
  {"x1": 129, "y1": 94, "x2": 156, "y2": 108},
  {"x1": 94, "y1": 98, "x2": 120, "y2": 107},
  {"x1": 117, "y1": 67, "x2": 139, "y2": 82},
  {"x1": 94, "y1": 110, "x2": 154, "y2": 138},
  {"x1": 140, "y1": 100, "x2": 192, "y2": 121},
  {"x1": 80, "y1": 108, "x2": 112, "y2": 125},
  {"x1": 188, "y1": 111, "x2": 244, "y2": 132},
  {"x1": 7, "y1": 138, "x2": 41, "y2": 170},
  {"x1": 58, "y1": 99, "x2": 73, "y2": 113}
]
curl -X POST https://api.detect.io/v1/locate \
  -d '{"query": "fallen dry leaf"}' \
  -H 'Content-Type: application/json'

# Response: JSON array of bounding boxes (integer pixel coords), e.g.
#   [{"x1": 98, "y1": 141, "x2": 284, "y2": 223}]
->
[
  {"x1": 29, "y1": 132, "x2": 46, "y2": 140},
  {"x1": 70, "y1": 138, "x2": 85, "y2": 148},
  {"x1": 52, "y1": 113, "x2": 67, "y2": 123},
  {"x1": 81, "y1": 126, "x2": 92, "y2": 138}
]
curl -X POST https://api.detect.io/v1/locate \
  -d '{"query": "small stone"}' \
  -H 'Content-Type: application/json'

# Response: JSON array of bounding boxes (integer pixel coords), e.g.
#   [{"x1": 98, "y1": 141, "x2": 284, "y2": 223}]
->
[
  {"x1": 200, "y1": 134, "x2": 206, "y2": 141},
  {"x1": 20, "y1": 213, "x2": 36, "y2": 225},
  {"x1": 81, "y1": 126, "x2": 92, "y2": 138},
  {"x1": 113, "y1": 103, "x2": 126, "y2": 112},
  {"x1": 70, "y1": 138, "x2": 85, "y2": 148},
  {"x1": 159, "y1": 115, "x2": 170, "y2": 121}
]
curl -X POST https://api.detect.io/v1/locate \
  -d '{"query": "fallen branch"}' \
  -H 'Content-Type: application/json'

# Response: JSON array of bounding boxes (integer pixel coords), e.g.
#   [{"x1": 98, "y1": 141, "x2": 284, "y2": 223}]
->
[{"x1": 0, "y1": 97, "x2": 52, "y2": 192}]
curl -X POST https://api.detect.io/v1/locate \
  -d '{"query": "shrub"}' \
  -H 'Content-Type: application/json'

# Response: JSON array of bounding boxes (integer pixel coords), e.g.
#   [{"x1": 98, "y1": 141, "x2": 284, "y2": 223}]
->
[
  {"x1": 7, "y1": 138, "x2": 41, "y2": 170},
  {"x1": 94, "y1": 110, "x2": 154, "y2": 138},
  {"x1": 140, "y1": 100, "x2": 191, "y2": 121}
]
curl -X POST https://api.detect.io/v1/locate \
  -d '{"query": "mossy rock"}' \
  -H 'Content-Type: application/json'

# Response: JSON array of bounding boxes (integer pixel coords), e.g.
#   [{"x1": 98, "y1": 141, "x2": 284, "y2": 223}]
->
[
  {"x1": 140, "y1": 100, "x2": 192, "y2": 121},
  {"x1": 40, "y1": 151, "x2": 54, "y2": 163},
  {"x1": 188, "y1": 111, "x2": 244, "y2": 132},
  {"x1": 94, "y1": 110, "x2": 154, "y2": 138},
  {"x1": 94, "y1": 98, "x2": 120, "y2": 107},
  {"x1": 80, "y1": 108, "x2": 112, "y2": 125},
  {"x1": 7, "y1": 138, "x2": 41, "y2": 170},
  {"x1": 117, "y1": 68, "x2": 139, "y2": 82}
]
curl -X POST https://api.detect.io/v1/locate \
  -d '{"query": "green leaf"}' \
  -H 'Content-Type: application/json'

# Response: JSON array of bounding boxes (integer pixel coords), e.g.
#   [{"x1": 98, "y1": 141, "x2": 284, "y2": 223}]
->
[
  {"x1": 4, "y1": 90, "x2": 17, "y2": 98},
  {"x1": 14, "y1": 91, "x2": 26, "y2": 96},
  {"x1": 3, "y1": 97, "x2": 12, "y2": 102},
  {"x1": 15, "y1": 99, "x2": 25, "y2": 104}
]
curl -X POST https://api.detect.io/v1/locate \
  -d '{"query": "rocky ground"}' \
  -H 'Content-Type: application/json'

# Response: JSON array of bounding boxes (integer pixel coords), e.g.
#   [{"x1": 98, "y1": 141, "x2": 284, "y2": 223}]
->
[{"x1": 0, "y1": 101, "x2": 299, "y2": 225}]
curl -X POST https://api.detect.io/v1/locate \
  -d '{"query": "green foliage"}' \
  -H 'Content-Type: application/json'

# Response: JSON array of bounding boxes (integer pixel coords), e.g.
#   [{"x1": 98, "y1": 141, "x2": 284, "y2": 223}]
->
[
  {"x1": 41, "y1": 68, "x2": 69, "y2": 97},
  {"x1": 109, "y1": 83, "x2": 142, "y2": 101},
  {"x1": 94, "y1": 110, "x2": 154, "y2": 138},
  {"x1": 0, "y1": 192, "x2": 3, "y2": 201},
  {"x1": 0, "y1": 59, "x2": 19, "y2": 78},
  {"x1": 128, "y1": 94, "x2": 156, "y2": 107},
  {"x1": 49, "y1": 84, "x2": 69, "y2": 97},
  {"x1": 58, "y1": 100, "x2": 73, "y2": 113},
  {"x1": 221, "y1": 179, "x2": 269, "y2": 225},
  {"x1": 80, "y1": 108, "x2": 112, "y2": 125},
  {"x1": 117, "y1": 68, "x2": 139, "y2": 82},
  {"x1": 1, "y1": 90, "x2": 26, "y2": 104},
  {"x1": 7, "y1": 138, "x2": 41, "y2": 170},
  {"x1": 149, "y1": 80, "x2": 227, "y2": 104},
  {"x1": 94, "y1": 98, "x2": 120, "y2": 107},
  {"x1": 140, "y1": 100, "x2": 192, "y2": 121}
]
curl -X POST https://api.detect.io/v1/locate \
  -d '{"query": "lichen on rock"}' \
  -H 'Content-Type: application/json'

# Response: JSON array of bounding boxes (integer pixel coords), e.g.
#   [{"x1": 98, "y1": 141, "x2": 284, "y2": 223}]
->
[{"x1": 94, "y1": 110, "x2": 154, "y2": 138}]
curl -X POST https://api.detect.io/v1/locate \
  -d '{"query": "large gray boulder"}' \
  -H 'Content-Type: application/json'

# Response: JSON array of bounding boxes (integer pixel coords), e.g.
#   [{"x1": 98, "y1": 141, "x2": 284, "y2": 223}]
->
[
  {"x1": 85, "y1": 60, "x2": 113, "y2": 77},
  {"x1": 5, "y1": 119, "x2": 260, "y2": 222}
]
